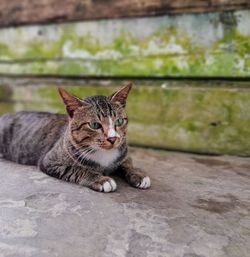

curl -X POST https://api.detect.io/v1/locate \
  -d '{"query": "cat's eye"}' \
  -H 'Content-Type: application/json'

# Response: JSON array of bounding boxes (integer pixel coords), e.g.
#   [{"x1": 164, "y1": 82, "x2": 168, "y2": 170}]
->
[
  {"x1": 89, "y1": 122, "x2": 102, "y2": 130},
  {"x1": 115, "y1": 118, "x2": 124, "y2": 127}
]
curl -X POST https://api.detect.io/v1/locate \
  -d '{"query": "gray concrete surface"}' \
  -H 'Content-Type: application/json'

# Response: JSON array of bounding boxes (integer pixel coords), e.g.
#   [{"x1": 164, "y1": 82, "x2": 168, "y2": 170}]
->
[{"x1": 0, "y1": 147, "x2": 249, "y2": 257}]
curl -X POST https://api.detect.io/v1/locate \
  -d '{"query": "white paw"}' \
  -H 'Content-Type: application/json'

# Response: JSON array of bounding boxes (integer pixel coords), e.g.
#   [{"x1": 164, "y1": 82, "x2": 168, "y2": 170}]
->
[
  {"x1": 138, "y1": 176, "x2": 151, "y2": 189},
  {"x1": 102, "y1": 179, "x2": 117, "y2": 193}
]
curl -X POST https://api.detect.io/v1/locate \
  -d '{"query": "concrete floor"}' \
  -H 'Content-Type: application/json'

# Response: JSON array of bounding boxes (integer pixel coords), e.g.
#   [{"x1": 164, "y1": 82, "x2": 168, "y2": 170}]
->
[{"x1": 0, "y1": 148, "x2": 249, "y2": 257}]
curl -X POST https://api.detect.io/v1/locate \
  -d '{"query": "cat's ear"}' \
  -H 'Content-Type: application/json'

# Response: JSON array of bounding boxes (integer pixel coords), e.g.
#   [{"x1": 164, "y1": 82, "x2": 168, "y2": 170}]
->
[
  {"x1": 110, "y1": 82, "x2": 133, "y2": 107},
  {"x1": 58, "y1": 87, "x2": 83, "y2": 118}
]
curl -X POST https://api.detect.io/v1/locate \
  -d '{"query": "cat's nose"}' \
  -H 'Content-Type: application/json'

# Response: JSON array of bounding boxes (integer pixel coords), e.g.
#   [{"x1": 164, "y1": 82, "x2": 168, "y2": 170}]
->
[{"x1": 107, "y1": 137, "x2": 117, "y2": 145}]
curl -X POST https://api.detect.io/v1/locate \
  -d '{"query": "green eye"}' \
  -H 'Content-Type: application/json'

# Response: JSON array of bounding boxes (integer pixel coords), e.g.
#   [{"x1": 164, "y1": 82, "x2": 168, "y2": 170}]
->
[
  {"x1": 89, "y1": 122, "x2": 102, "y2": 130},
  {"x1": 115, "y1": 118, "x2": 124, "y2": 127}
]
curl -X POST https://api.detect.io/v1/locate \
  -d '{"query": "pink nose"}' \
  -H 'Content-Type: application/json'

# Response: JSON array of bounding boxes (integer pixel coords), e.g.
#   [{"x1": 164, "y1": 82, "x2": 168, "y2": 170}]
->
[{"x1": 107, "y1": 137, "x2": 117, "y2": 144}]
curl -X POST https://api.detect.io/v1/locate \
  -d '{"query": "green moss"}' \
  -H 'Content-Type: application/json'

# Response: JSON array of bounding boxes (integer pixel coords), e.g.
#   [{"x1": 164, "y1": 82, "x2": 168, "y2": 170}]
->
[
  {"x1": 0, "y1": 102, "x2": 14, "y2": 114},
  {"x1": 0, "y1": 43, "x2": 12, "y2": 58},
  {"x1": 0, "y1": 12, "x2": 250, "y2": 76},
  {"x1": 0, "y1": 85, "x2": 12, "y2": 101}
]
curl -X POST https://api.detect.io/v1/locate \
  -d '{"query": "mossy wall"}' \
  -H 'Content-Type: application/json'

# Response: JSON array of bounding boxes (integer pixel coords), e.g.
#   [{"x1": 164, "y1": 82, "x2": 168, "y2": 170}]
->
[
  {"x1": 1, "y1": 80, "x2": 250, "y2": 156},
  {"x1": 0, "y1": 10, "x2": 250, "y2": 77},
  {"x1": 0, "y1": 9, "x2": 250, "y2": 156}
]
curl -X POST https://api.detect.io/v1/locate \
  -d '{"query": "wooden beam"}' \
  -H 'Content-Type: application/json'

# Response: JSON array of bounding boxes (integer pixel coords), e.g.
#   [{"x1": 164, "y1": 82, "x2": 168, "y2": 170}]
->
[{"x1": 0, "y1": 0, "x2": 249, "y2": 27}]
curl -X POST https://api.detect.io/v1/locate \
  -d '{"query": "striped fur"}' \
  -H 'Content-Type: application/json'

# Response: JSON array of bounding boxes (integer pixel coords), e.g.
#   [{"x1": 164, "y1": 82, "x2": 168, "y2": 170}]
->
[{"x1": 0, "y1": 83, "x2": 151, "y2": 192}]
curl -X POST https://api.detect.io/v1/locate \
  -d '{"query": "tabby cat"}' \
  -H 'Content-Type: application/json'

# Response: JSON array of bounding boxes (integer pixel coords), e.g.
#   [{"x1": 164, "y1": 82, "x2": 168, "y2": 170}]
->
[{"x1": 0, "y1": 83, "x2": 151, "y2": 192}]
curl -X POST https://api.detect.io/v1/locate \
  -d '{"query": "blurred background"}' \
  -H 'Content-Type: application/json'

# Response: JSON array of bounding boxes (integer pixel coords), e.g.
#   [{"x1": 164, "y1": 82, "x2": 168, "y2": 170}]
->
[{"x1": 0, "y1": 0, "x2": 250, "y2": 156}]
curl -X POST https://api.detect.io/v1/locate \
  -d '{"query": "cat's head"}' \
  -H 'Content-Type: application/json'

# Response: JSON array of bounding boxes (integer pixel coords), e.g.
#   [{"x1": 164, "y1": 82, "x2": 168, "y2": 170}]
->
[{"x1": 58, "y1": 83, "x2": 132, "y2": 151}]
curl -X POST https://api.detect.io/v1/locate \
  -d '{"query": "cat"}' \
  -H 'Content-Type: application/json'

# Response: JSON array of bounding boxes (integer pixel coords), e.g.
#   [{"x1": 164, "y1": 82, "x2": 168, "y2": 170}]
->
[{"x1": 0, "y1": 83, "x2": 151, "y2": 193}]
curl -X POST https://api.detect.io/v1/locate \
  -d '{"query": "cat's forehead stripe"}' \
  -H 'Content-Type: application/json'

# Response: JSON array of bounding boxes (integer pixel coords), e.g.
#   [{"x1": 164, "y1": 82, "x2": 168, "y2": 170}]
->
[{"x1": 87, "y1": 96, "x2": 116, "y2": 118}]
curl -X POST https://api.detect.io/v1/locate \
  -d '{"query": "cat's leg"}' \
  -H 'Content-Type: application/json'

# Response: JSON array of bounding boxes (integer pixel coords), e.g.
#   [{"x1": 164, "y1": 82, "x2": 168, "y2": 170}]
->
[
  {"x1": 60, "y1": 167, "x2": 117, "y2": 193},
  {"x1": 38, "y1": 156, "x2": 117, "y2": 193},
  {"x1": 117, "y1": 157, "x2": 151, "y2": 189}
]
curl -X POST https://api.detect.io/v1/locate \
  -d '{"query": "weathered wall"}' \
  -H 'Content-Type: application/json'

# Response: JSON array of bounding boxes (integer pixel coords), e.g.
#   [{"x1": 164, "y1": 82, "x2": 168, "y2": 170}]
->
[
  {"x1": 1, "y1": 78, "x2": 250, "y2": 156},
  {"x1": 0, "y1": 10, "x2": 250, "y2": 77},
  {"x1": 0, "y1": 2, "x2": 250, "y2": 156}
]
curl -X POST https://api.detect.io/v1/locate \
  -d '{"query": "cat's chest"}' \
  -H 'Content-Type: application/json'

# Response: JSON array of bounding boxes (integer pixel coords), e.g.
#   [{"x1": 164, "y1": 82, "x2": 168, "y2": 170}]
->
[{"x1": 88, "y1": 148, "x2": 120, "y2": 168}]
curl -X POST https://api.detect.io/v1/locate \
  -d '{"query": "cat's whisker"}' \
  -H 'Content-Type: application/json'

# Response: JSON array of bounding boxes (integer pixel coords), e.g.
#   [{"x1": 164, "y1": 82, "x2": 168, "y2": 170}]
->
[
  {"x1": 64, "y1": 143, "x2": 94, "y2": 168},
  {"x1": 75, "y1": 148, "x2": 94, "y2": 166},
  {"x1": 72, "y1": 146, "x2": 94, "y2": 166},
  {"x1": 67, "y1": 143, "x2": 91, "y2": 152},
  {"x1": 69, "y1": 146, "x2": 91, "y2": 155},
  {"x1": 79, "y1": 149, "x2": 95, "y2": 166},
  {"x1": 66, "y1": 144, "x2": 93, "y2": 158}
]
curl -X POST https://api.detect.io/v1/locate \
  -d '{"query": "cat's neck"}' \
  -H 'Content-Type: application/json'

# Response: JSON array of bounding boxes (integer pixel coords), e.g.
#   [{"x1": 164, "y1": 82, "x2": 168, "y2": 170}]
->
[{"x1": 62, "y1": 129, "x2": 127, "y2": 170}]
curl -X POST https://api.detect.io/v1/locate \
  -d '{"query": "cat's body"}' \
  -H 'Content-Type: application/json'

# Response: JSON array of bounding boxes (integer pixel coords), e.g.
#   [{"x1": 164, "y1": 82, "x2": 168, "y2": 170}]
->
[
  {"x1": 0, "y1": 111, "x2": 68, "y2": 165},
  {"x1": 0, "y1": 111, "x2": 125, "y2": 171},
  {"x1": 0, "y1": 84, "x2": 151, "y2": 192}
]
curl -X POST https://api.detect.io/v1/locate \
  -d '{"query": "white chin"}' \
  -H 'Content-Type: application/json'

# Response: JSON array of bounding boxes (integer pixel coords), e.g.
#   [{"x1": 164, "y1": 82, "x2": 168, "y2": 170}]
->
[{"x1": 88, "y1": 148, "x2": 120, "y2": 167}]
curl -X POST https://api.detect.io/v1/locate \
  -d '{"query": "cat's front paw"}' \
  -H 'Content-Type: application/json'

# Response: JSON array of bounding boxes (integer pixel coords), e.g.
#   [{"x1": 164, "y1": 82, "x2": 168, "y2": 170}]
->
[
  {"x1": 137, "y1": 176, "x2": 151, "y2": 189},
  {"x1": 90, "y1": 176, "x2": 117, "y2": 193},
  {"x1": 127, "y1": 173, "x2": 151, "y2": 189}
]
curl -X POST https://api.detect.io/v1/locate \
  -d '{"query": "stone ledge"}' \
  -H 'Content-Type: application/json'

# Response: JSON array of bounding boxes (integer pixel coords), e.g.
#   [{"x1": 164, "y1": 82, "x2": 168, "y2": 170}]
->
[{"x1": 1, "y1": 80, "x2": 250, "y2": 156}]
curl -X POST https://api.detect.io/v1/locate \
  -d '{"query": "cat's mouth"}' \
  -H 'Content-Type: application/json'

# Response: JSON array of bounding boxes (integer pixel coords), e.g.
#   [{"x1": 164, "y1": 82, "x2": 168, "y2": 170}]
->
[
  {"x1": 100, "y1": 137, "x2": 120, "y2": 150},
  {"x1": 102, "y1": 145, "x2": 114, "y2": 150}
]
